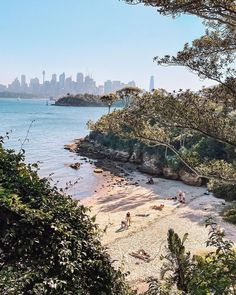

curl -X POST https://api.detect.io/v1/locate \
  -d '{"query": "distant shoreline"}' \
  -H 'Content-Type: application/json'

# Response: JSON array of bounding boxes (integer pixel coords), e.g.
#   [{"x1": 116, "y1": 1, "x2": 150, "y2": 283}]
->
[{"x1": 0, "y1": 92, "x2": 38, "y2": 99}]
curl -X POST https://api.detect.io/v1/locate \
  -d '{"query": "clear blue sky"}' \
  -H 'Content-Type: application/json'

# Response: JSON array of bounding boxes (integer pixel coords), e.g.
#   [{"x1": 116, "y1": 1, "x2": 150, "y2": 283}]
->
[{"x1": 0, "y1": 0, "x2": 212, "y2": 90}]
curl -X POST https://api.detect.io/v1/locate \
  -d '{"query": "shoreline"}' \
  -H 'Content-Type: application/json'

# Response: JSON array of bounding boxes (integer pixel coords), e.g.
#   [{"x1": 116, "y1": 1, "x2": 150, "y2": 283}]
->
[{"x1": 67, "y1": 140, "x2": 236, "y2": 291}]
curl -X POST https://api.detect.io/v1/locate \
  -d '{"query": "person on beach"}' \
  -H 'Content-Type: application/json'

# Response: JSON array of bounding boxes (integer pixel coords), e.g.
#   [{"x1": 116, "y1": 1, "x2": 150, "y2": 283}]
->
[
  {"x1": 126, "y1": 212, "x2": 131, "y2": 226},
  {"x1": 146, "y1": 177, "x2": 154, "y2": 185},
  {"x1": 178, "y1": 190, "x2": 186, "y2": 204},
  {"x1": 121, "y1": 212, "x2": 131, "y2": 229}
]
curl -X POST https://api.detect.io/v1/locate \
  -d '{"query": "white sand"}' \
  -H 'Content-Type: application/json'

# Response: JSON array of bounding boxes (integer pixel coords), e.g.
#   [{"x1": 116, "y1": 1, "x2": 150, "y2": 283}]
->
[{"x1": 81, "y1": 169, "x2": 236, "y2": 291}]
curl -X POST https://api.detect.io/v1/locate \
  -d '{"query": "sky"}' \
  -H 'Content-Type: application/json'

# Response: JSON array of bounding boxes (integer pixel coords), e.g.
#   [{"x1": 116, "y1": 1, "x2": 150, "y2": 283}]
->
[{"x1": 0, "y1": 0, "x2": 213, "y2": 91}]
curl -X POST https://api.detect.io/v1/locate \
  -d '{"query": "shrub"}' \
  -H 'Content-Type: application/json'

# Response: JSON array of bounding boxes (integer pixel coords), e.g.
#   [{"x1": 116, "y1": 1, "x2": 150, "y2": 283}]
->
[
  {"x1": 223, "y1": 206, "x2": 236, "y2": 225},
  {"x1": 209, "y1": 181, "x2": 236, "y2": 201},
  {"x1": 0, "y1": 137, "x2": 134, "y2": 295},
  {"x1": 145, "y1": 219, "x2": 236, "y2": 295}
]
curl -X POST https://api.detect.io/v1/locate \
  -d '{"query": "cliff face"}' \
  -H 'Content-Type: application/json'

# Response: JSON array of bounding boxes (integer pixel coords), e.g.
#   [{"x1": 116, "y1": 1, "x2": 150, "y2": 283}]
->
[
  {"x1": 75, "y1": 131, "x2": 202, "y2": 186},
  {"x1": 55, "y1": 94, "x2": 104, "y2": 107}
]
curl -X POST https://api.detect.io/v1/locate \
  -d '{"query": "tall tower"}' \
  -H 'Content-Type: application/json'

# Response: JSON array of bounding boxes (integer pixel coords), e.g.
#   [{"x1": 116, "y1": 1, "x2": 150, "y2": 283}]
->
[
  {"x1": 21, "y1": 74, "x2": 27, "y2": 91},
  {"x1": 42, "y1": 70, "x2": 45, "y2": 85},
  {"x1": 149, "y1": 75, "x2": 155, "y2": 91}
]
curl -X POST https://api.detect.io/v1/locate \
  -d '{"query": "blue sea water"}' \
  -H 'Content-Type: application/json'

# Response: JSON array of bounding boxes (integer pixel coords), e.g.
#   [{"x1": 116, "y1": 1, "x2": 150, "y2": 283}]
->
[{"x1": 0, "y1": 98, "x2": 108, "y2": 199}]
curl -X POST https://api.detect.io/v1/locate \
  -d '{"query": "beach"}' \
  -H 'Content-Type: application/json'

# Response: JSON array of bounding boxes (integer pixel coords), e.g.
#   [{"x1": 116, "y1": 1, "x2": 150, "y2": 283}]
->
[{"x1": 81, "y1": 163, "x2": 236, "y2": 292}]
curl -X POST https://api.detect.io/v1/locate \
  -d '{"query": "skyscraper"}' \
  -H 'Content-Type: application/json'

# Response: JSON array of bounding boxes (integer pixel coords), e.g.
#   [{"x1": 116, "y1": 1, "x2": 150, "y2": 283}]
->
[
  {"x1": 51, "y1": 74, "x2": 57, "y2": 83},
  {"x1": 8, "y1": 78, "x2": 21, "y2": 92},
  {"x1": 42, "y1": 71, "x2": 45, "y2": 84},
  {"x1": 21, "y1": 74, "x2": 27, "y2": 91},
  {"x1": 104, "y1": 80, "x2": 113, "y2": 94},
  {"x1": 76, "y1": 73, "x2": 84, "y2": 84},
  {"x1": 59, "y1": 72, "x2": 65, "y2": 89},
  {"x1": 149, "y1": 76, "x2": 155, "y2": 91},
  {"x1": 128, "y1": 81, "x2": 136, "y2": 87}
]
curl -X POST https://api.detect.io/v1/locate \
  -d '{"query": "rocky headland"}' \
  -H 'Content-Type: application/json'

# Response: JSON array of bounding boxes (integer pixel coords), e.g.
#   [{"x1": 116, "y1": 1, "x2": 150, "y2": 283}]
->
[{"x1": 67, "y1": 131, "x2": 203, "y2": 187}]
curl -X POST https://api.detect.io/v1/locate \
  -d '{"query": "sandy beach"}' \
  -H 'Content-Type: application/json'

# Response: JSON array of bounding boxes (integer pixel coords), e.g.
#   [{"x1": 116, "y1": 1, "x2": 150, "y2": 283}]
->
[{"x1": 81, "y1": 163, "x2": 236, "y2": 291}]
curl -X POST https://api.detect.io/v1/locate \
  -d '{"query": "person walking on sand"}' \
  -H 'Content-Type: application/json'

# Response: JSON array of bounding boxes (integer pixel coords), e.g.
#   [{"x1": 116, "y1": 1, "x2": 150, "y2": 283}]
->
[
  {"x1": 126, "y1": 212, "x2": 131, "y2": 226},
  {"x1": 120, "y1": 212, "x2": 131, "y2": 229}
]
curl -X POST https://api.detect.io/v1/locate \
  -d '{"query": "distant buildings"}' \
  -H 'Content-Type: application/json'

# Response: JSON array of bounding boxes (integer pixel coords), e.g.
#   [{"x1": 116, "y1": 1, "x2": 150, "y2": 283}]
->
[
  {"x1": 149, "y1": 76, "x2": 155, "y2": 91},
  {"x1": 2, "y1": 72, "x2": 147, "y2": 97}
]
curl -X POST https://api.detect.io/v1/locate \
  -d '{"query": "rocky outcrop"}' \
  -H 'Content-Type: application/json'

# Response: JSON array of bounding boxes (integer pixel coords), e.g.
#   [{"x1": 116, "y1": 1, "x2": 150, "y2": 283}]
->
[
  {"x1": 112, "y1": 150, "x2": 130, "y2": 162},
  {"x1": 179, "y1": 170, "x2": 202, "y2": 186},
  {"x1": 64, "y1": 139, "x2": 81, "y2": 152},
  {"x1": 70, "y1": 133, "x2": 203, "y2": 187},
  {"x1": 139, "y1": 152, "x2": 162, "y2": 175},
  {"x1": 163, "y1": 167, "x2": 179, "y2": 180}
]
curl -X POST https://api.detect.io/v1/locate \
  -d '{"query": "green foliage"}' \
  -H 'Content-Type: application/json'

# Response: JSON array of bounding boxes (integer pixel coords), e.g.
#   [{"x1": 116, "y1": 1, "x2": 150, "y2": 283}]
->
[
  {"x1": 0, "y1": 138, "x2": 134, "y2": 295},
  {"x1": 160, "y1": 229, "x2": 193, "y2": 293},
  {"x1": 145, "y1": 219, "x2": 236, "y2": 294},
  {"x1": 165, "y1": 155, "x2": 182, "y2": 171},
  {"x1": 194, "y1": 137, "x2": 227, "y2": 162},
  {"x1": 55, "y1": 93, "x2": 103, "y2": 107},
  {"x1": 100, "y1": 93, "x2": 118, "y2": 114},
  {"x1": 209, "y1": 181, "x2": 236, "y2": 201},
  {"x1": 188, "y1": 219, "x2": 236, "y2": 294},
  {"x1": 223, "y1": 206, "x2": 236, "y2": 225}
]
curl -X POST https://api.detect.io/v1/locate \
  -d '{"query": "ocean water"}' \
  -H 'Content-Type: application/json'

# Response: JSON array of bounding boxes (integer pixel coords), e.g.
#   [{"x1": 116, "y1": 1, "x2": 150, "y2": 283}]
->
[{"x1": 0, "y1": 98, "x2": 108, "y2": 199}]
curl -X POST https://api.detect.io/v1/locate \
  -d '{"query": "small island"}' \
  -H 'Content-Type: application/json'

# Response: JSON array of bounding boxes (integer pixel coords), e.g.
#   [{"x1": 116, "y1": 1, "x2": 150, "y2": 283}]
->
[{"x1": 54, "y1": 93, "x2": 104, "y2": 107}]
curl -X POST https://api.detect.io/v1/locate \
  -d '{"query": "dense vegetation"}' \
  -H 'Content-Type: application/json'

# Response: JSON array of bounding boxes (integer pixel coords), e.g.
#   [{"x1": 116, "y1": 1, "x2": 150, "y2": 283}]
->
[
  {"x1": 0, "y1": 136, "x2": 133, "y2": 295},
  {"x1": 55, "y1": 93, "x2": 104, "y2": 107}
]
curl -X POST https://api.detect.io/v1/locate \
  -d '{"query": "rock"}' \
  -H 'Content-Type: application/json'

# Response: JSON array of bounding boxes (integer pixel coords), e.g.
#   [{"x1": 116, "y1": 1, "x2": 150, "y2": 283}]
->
[
  {"x1": 115, "y1": 150, "x2": 130, "y2": 162},
  {"x1": 179, "y1": 170, "x2": 202, "y2": 186},
  {"x1": 70, "y1": 162, "x2": 81, "y2": 170},
  {"x1": 64, "y1": 143, "x2": 77, "y2": 152},
  {"x1": 163, "y1": 167, "x2": 179, "y2": 180},
  {"x1": 139, "y1": 152, "x2": 162, "y2": 175},
  {"x1": 140, "y1": 162, "x2": 162, "y2": 175},
  {"x1": 94, "y1": 168, "x2": 103, "y2": 174}
]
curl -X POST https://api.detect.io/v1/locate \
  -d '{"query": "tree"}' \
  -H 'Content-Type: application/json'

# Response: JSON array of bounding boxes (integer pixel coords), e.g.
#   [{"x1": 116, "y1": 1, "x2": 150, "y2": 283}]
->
[
  {"x1": 100, "y1": 93, "x2": 118, "y2": 114},
  {"x1": 122, "y1": 1, "x2": 236, "y2": 27},
  {"x1": 92, "y1": 0, "x2": 236, "y2": 183},
  {"x1": 116, "y1": 86, "x2": 142, "y2": 108}
]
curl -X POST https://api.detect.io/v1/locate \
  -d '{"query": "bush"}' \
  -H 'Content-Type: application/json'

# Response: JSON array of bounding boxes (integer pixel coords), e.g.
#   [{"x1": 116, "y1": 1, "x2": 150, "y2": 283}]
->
[
  {"x1": 145, "y1": 219, "x2": 236, "y2": 294},
  {"x1": 209, "y1": 181, "x2": 236, "y2": 201},
  {"x1": 223, "y1": 206, "x2": 236, "y2": 225},
  {"x1": 0, "y1": 137, "x2": 134, "y2": 295}
]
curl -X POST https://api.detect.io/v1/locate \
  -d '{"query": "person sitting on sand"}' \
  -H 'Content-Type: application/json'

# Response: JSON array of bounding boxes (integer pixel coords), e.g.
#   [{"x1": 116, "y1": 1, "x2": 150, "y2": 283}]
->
[
  {"x1": 146, "y1": 177, "x2": 154, "y2": 185},
  {"x1": 166, "y1": 196, "x2": 177, "y2": 201},
  {"x1": 152, "y1": 203, "x2": 164, "y2": 210},
  {"x1": 178, "y1": 190, "x2": 186, "y2": 204},
  {"x1": 181, "y1": 192, "x2": 186, "y2": 204},
  {"x1": 121, "y1": 220, "x2": 128, "y2": 229}
]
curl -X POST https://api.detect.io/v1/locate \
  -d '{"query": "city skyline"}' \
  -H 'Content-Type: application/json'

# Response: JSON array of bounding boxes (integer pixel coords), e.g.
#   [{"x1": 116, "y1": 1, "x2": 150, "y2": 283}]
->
[
  {"x1": 0, "y1": 0, "x2": 214, "y2": 92},
  {"x1": 0, "y1": 71, "x2": 139, "y2": 97}
]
